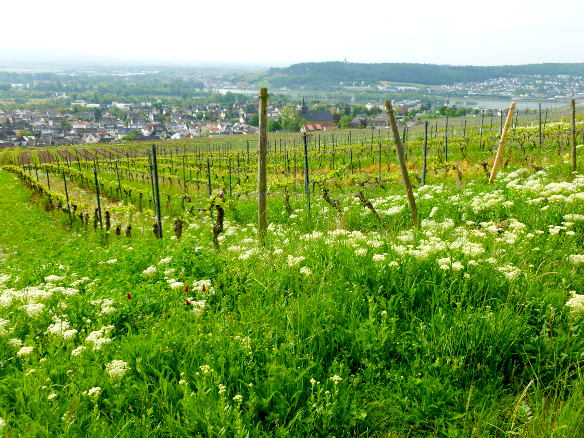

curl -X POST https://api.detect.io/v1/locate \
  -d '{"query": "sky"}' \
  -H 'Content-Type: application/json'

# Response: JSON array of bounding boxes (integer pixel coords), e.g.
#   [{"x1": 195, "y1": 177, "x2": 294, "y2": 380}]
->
[{"x1": 2, "y1": 0, "x2": 584, "y2": 67}]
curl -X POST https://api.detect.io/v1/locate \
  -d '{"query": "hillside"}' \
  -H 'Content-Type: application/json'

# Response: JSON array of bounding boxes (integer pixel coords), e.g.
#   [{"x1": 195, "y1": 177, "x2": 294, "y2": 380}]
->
[{"x1": 260, "y1": 61, "x2": 584, "y2": 87}]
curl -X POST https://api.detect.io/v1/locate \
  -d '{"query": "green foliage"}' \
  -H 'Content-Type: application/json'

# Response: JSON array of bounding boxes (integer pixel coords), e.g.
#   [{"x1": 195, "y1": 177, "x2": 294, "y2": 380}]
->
[
  {"x1": 338, "y1": 115, "x2": 353, "y2": 129},
  {"x1": 263, "y1": 61, "x2": 584, "y2": 87},
  {"x1": 0, "y1": 118, "x2": 582, "y2": 436},
  {"x1": 122, "y1": 130, "x2": 144, "y2": 141}
]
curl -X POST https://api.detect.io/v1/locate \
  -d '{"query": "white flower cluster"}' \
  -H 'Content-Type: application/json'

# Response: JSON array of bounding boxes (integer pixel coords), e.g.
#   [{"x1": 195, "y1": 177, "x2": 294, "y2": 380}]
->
[
  {"x1": 91, "y1": 298, "x2": 116, "y2": 315},
  {"x1": 299, "y1": 266, "x2": 312, "y2": 276},
  {"x1": 437, "y1": 257, "x2": 463, "y2": 271},
  {"x1": 85, "y1": 325, "x2": 115, "y2": 351},
  {"x1": 394, "y1": 236, "x2": 447, "y2": 261},
  {"x1": 0, "y1": 318, "x2": 11, "y2": 335},
  {"x1": 566, "y1": 291, "x2": 584, "y2": 314},
  {"x1": 46, "y1": 316, "x2": 77, "y2": 340},
  {"x1": 496, "y1": 265, "x2": 522, "y2": 280},
  {"x1": 287, "y1": 255, "x2": 305, "y2": 267},
  {"x1": 143, "y1": 265, "x2": 157, "y2": 277},
  {"x1": 16, "y1": 346, "x2": 34, "y2": 357},
  {"x1": 83, "y1": 386, "x2": 102, "y2": 399},
  {"x1": 186, "y1": 298, "x2": 206, "y2": 315},
  {"x1": 567, "y1": 254, "x2": 584, "y2": 265},
  {"x1": 105, "y1": 360, "x2": 130, "y2": 379},
  {"x1": 471, "y1": 191, "x2": 505, "y2": 214}
]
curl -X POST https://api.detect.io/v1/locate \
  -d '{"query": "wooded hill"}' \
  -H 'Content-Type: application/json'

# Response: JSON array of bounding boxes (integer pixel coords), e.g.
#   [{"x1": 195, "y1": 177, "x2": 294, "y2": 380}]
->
[{"x1": 260, "y1": 61, "x2": 584, "y2": 87}]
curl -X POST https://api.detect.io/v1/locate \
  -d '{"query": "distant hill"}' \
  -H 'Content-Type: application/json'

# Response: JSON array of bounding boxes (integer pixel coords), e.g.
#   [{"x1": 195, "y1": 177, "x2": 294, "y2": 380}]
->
[{"x1": 260, "y1": 62, "x2": 584, "y2": 87}]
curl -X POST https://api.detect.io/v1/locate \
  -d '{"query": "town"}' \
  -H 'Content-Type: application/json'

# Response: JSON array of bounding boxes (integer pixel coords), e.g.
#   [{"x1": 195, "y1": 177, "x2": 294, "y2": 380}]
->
[{"x1": 0, "y1": 98, "x2": 432, "y2": 147}]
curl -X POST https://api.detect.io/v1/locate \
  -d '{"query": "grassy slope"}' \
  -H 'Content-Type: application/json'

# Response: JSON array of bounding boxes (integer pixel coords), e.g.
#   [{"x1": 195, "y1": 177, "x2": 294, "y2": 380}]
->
[{"x1": 0, "y1": 166, "x2": 583, "y2": 437}]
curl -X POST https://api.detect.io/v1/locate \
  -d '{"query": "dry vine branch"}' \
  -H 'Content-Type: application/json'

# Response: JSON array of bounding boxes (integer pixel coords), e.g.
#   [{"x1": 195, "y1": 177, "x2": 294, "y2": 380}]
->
[
  {"x1": 355, "y1": 191, "x2": 386, "y2": 229},
  {"x1": 322, "y1": 188, "x2": 345, "y2": 227}
]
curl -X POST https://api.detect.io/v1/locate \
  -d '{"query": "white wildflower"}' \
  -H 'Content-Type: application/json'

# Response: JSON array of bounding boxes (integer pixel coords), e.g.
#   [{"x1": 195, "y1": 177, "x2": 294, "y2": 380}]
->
[
  {"x1": 287, "y1": 255, "x2": 305, "y2": 267},
  {"x1": 300, "y1": 266, "x2": 312, "y2": 276},
  {"x1": 105, "y1": 360, "x2": 130, "y2": 379},
  {"x1": 354, "y1": 248, "x2": 367, "y2": 256},
  {"x1": 567, "y1": 254, "x2": 584, "y2": 265},
  {"x1": 143, "y1": 265, "x2": 157, "y2": 276},
  {"x1": 8, "y1": 338, "x2": 22, "y2": 347},
  {"x1": 17, "y1": 346, "x2": 34, "y2": 357},
  {"x1": 169, "y1": 281, "x2": 184, "y2": 291},
  {"x1": 372, "y1": 253, "x2": 387, "y2": 262},
  {"x1": 566, "y1": 291, "x2": 584, "y2": 314},
  {"x1": 158, "y1": 257, "x2": 173, "y2": 265},
  {"x1": 20, "y1": 303, "x2": 45, "y2": 317},
  {"x1": 71, "y1": 345, "x2": 86, "y2": 357},
  {"x1": 497, "y1": 265, "x2": 521, "y2": 280},
  {"x1": 330, "y1": 375, "x2": 343, "y2": 384},
  {"x1": 85, "y1": 386, "x2": 102, "y2": 399}
]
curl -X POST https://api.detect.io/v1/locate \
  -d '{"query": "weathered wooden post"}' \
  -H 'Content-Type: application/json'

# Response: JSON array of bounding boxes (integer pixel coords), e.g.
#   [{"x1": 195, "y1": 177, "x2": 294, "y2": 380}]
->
[
  {"x1": 489, "y1": 102, "x2": 516, "y2": 184},
  {"x1": 571, "y1": 98, "x2": 577, "y2": 172},
  {"x1": 422, "y1": 121, "x2": 428, "y2": 186},
  {"x1": 302, "y1": 130, "x2": 311, "y2": 218},
  {"x1": 202, "y1": 158, "x2": 210, "y2": 198},
  {"x1": 377, "y1": 142, "x2": 382, "y2": 182},
  {"x1": 228, "y1": 157, "x2": 232, "y2": 196},
  {"x1": 93, "y1": 168, "x2": 103, "y2": 229},
  {"x1": 444, "y1": 115, "x2": 449, "y2": 161},
  {"x1": 258, "y1": 88, "x2": 268, "y2": 240},
  {"x1": 62, "y1": 170, "x2": 73, "y2": 225},
  {"x1": 115, "y1": 161, "x2": 122, "y2": 200},
  {"x1": 385, "y1": 100, "x2": 418, "y2": 227},
  {"x1": 45, "y1": 167, "x2": 51, "y2": 191},
  {"x1": 151, "y1": 144, "x2": 163, "y2": 238},
  {"x1": 538, "y1": 102, "x2": 543, "y2": 149}
]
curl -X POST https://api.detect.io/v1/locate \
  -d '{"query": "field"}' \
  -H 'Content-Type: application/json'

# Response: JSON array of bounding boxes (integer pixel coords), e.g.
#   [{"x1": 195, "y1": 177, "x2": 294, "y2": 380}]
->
[{"x1": 0, "y1": 109, "x2": 583, "y2": 436}]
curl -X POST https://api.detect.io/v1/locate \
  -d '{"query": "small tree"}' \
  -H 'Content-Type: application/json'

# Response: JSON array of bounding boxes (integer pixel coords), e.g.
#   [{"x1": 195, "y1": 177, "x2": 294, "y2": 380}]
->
[{"x1": 338, "y1": 115, "x2": 353, "y2": 129}]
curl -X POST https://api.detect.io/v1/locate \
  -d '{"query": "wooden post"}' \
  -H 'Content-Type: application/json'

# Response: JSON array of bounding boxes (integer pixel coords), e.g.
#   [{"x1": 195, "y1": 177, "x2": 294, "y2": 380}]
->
[
  {"x1": 182, "y1": 156, "x2": 187, "y2": 192},
  {"x1": 206, "y1": 158, "x2": 212, "y2": 196},
  {"x1": 385, "y1": 100, "x2": 418, "y2": 227},
  {"x1": 228, "y1": 157, "x2": 232, "y2": 196},
  {"x1": 293, "y1": 152, "x2": 297, "y2": 193},
  {"x1": 93, "y1": 168, "x2": 103, "y2": 229},
  {"x1": 422, "y1": 121, "x2": 428, "y2": 186},
  {"x1": 302, "y1": 131, "x2": 311, "y2": 218},
  {"x1": 538, "y1": 102, "x2": 543, "y2": 149},
  {"x1": 489, "y1": 102, "x2": 516, "y2": 184},
  {"x1": 151, "y1": 144, "x2": 163, "y2": 238},
  {"x1": 444, "y1": 115, "x2": 449, "y2": 161},
  {"x1": 571, "y1": 98, "x2": 577, "y2": 172},
  {"x1": 258, "y1": 88, "x2": 268, "y2": 240},
  {"x1": 115, "y1": 161, "x2": 122, "y2": 200},
  {"x1": 45, "y1": 167, "x2": 51, "y2": 191},
  {"x1": 479, "y1": 110, "x2": 485, "y2": 150},
  {"x1": 62, "y1": 171, "x2": 73, "y2": 225},
  {"x1": 377, "y1": 142, "x2": 382, "y2": 182}
]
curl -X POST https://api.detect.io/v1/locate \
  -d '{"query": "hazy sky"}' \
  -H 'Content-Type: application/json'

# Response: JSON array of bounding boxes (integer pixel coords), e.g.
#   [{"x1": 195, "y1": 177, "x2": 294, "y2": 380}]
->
[{"x1": 2, "y1": 0, "x2": 584, "y2": 67}]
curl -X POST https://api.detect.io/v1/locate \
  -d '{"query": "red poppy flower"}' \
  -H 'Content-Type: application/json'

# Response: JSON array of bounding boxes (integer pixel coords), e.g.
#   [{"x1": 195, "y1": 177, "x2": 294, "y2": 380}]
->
[
  {"x1": 201, "y1": 283, "x2": 206, "y2": 292},
  {"x1": 127, "y1": 293, "x2": 132, "y2": 300},
  {"x1": 184, "y1": 283, "x2": 189, "y2": 293}
]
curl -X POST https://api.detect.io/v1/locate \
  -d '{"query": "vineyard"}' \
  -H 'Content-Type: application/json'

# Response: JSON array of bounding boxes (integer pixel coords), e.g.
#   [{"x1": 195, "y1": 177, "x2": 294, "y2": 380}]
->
[{"x1": 0, "y1": 97, "x2": 583, "y2": 436}]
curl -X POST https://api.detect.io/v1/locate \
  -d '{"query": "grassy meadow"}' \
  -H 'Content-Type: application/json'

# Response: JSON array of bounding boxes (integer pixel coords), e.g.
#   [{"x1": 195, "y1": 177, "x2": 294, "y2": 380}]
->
[{"x1": 0, "y1": 119, "x2": 583, "y2": 436}]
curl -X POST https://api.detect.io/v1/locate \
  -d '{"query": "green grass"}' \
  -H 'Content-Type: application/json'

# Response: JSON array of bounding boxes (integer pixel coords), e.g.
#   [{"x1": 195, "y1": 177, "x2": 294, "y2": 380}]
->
[{"x1": 0, "y1": 131, "x2": 583, "y2": 437}]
